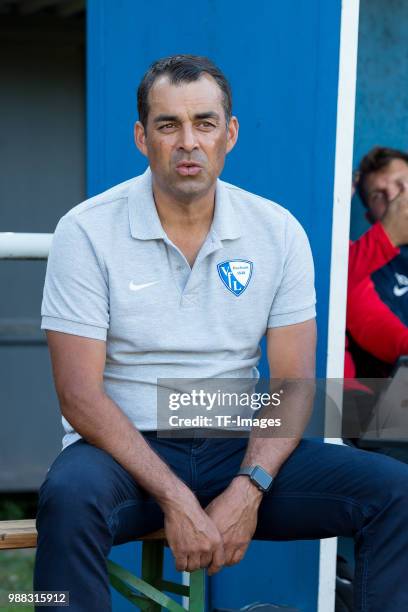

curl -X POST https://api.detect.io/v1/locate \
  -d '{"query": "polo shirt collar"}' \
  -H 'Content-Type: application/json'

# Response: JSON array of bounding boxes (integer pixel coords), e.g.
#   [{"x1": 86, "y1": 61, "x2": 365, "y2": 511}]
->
[
  {"x1": 128, "y1": 166, "x2": 242, "y2": 241},
  {"x1": 212, "y1": 178, "x2": 242, "y2": 241},
  {"x1": 128, "y1": 168, "x2": 167, "y2": 240}
]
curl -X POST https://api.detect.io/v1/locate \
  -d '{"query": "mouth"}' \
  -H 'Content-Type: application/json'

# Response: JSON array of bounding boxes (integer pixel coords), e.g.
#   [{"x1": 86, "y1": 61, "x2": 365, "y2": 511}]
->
[{"x1": 175, "y1": 162, "x2": 203, "y2": 177}]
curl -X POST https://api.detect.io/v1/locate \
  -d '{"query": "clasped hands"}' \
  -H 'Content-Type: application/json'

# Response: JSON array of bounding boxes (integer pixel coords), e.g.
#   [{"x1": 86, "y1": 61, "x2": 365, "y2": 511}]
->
[{"x1": 163, "y1": 476, "x2": 263, "y2": 575}]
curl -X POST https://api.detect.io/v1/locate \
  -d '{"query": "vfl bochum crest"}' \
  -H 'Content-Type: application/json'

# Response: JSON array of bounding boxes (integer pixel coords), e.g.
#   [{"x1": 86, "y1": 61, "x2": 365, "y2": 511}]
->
[{"x1": 217, "y1": 260, "x2": 253, "y2": 296}]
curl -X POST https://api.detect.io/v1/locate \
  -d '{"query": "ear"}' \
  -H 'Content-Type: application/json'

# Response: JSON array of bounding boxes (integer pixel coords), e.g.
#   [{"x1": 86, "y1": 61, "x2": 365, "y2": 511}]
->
[
  {"x1": 226, "y1": 116, "x2": 239, "y2": 154},
  {"x1": 134, "y1": 121, "x2": 148, "y2": 157}
]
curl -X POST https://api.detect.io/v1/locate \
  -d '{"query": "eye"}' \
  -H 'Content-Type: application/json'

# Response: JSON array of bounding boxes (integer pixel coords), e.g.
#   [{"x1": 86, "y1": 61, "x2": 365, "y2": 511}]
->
[
  {"x1": 158, "y1": 123, "x2": 177, "y2": 131},
  {"x1": 197, "y1": 121, "x2": 216, "y2": 129}
]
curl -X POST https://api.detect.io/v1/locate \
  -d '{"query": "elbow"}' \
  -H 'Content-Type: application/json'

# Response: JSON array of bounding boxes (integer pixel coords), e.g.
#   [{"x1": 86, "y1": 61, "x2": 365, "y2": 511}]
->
[{"x1": 57, "y1": 383, "x2": 104, "y2": 417}]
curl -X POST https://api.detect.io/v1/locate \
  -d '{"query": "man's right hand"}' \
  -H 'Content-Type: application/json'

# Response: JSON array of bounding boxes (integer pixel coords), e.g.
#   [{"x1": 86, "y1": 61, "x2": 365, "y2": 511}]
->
[
  {"x1": 162, "y1": 492, "x2": 225, "y2": 574},
  {"x1": 381, "y1": 182, "x2": 408, "y2": 246}
]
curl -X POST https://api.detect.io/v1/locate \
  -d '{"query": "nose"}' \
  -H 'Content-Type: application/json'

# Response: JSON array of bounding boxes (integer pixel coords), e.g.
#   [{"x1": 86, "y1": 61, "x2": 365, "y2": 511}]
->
[{"x1": 177, "y1": 124, "x2": 199, "y2": 153}]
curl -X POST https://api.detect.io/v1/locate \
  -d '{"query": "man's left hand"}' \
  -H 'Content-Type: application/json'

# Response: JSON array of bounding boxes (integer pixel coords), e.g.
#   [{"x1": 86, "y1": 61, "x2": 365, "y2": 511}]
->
[{"x1": 204, "y1": 475, "x2": 263, "y2": 573}]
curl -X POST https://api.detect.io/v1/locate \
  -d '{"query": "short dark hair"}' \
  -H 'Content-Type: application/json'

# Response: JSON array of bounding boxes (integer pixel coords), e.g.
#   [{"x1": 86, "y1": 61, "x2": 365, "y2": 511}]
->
[
  {"x1": 355, "y1": 146, "x2": 408, "y2": 208},
  {"x1": 137, "y1": 54, "x2": 232, "y2": 129}
]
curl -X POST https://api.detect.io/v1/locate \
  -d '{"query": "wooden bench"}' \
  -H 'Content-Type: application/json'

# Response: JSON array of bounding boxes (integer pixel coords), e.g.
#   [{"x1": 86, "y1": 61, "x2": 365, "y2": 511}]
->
[{"x1": 0, "y1": 519, "x2": 205, "y2": 611}]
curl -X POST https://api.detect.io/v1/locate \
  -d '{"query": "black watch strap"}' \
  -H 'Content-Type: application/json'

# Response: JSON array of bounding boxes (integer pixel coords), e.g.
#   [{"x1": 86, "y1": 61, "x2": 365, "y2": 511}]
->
[
  {"x1": 237, "y1": 466, "x2": 255, "y2": 477},
  {"x1": 236, "y1": 465, "x2": 274, "y2": 493}
]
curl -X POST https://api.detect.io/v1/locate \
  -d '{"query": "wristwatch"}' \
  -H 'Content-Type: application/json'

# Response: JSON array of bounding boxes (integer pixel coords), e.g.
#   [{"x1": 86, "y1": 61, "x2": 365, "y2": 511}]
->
[{"x1": 236, "y1": 465, "x2": 274, "y2": 493}]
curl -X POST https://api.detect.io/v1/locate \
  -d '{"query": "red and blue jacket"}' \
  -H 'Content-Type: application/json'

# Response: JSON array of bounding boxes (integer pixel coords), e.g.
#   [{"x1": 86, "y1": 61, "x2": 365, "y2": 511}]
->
[{"x1": 345, "y1": 222, "x2": 408, "y2": 378}]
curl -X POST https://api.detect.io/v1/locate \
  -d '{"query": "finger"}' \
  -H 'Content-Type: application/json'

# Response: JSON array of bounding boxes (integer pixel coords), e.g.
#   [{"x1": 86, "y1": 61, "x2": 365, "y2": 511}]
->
[
  {"x1": 223, "y1": 548, "x2": 238, "y2": 566},
  {"x1": 230, "y1": 547, "x2": 246, "y2": 566},
  {"x1": 207, "y1": 560, "x2": 223, "y2": 576},
  {"x1": 207, "y1": 544, "x2": 225, "y2": 576},
  {"x1": 174, "y1": 553, "x2": 188, "y2": 573},
  {"x1": 200, "y1": 551, "x2": 213, "y2": 569},
  {"x1": 186, "y1": 552, "x2": 202, "y2": 573}
]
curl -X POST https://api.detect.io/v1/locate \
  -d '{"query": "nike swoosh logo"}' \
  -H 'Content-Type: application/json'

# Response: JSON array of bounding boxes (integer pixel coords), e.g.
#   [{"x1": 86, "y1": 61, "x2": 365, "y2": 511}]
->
[
  {"x1": 393, "y1": 285, "x2": 408, "y2": 297},
  {"x1": 129, "y1": 281, "x2": 159, "y2": 292}
]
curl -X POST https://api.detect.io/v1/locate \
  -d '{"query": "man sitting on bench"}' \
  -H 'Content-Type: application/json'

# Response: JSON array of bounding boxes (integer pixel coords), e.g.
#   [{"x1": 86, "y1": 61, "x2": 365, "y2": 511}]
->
[{"x1": 34, "y1": 55, "x2": 408, "y2": 612}]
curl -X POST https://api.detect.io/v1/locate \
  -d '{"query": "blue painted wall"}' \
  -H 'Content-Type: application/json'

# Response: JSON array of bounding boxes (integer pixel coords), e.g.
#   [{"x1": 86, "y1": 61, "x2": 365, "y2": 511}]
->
[
  {"x1": 351, "y1": 0, "x2": 408, "y2": 240},
  {"x1": 87, "y1": 1, "x2": 343, "y2": 609}
]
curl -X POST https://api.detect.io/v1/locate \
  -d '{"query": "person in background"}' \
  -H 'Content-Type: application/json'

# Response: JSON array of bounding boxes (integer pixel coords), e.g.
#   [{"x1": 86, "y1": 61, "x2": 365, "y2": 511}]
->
[
  {"x1": 339, "y1": 150, "x2": 408, "y2": 608},
  {"x1": 344, "y1": 147, "x2": 408, "y2": 462},
  {"x1": 346, "y1": 147, "x2": 408, "y2": 380}
]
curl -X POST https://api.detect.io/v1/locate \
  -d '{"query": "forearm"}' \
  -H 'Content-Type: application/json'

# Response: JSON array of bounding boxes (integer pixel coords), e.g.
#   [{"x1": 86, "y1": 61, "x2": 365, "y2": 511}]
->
[
  {"x1": 218, "y1": 384, "x2": 315, "y2": 522},
  {"x1": 204, "y1": 382, "x2": 315, "y2": 566},
  {"x1": 239, "y1": 379, "x2": 315, "y2": 477},
  {"x1": 228, "y1": 437, "x2": 299, "y2": 510},
  {"x1": 60, "y1": 389, "x2": 193, "y2": 510},
  {"x1": 240, "y1": 437, "x2": 299, "y2": 477}
]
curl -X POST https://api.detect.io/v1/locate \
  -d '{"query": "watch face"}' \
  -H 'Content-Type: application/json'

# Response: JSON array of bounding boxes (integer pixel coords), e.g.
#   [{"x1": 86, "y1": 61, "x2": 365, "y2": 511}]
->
[{"x1": 252, "y1": 466, "x2": 273, "y2": 490}]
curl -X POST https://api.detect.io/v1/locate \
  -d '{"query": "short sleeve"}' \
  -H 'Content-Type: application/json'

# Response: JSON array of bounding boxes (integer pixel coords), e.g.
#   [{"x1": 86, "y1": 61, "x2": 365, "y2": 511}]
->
[
  {"x1": 267, "y1": 213, "x2": 316, "y2": 328},
  {"x1": 41, "y1": 215, "x2": 109, "y2": 340}
]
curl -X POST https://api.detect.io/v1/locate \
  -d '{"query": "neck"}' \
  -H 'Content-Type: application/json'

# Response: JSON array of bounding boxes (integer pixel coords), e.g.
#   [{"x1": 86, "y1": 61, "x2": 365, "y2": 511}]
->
[{"x1": 152, "y1": 178, "x2": 216, "y2": 234}]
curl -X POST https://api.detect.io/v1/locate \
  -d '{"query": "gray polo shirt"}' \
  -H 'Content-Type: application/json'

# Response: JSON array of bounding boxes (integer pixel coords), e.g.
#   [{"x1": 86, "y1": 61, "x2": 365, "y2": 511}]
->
[{"x1": 41, "y1": 167, "x2": 316, "y2": 448}]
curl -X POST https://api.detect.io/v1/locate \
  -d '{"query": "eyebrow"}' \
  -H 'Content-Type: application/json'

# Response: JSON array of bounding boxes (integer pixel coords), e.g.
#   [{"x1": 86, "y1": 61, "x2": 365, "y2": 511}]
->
[
  {"x1": 153, "y1": 111, "x2": 221, "y2": 123},
  {"x1": 194, "y1": 112, "x2": 221, "y2": 121}
]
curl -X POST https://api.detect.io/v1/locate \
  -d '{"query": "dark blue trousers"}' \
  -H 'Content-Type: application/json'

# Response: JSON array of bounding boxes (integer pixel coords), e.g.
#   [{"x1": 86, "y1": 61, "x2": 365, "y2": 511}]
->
[{"x1": 34, "y1": 434, "x2": 408, "y2": 611}]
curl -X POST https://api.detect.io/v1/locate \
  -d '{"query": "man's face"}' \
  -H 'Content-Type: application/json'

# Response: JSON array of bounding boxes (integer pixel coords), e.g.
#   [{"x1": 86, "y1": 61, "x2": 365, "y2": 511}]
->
[
  {"x1": 134, "y1": 74, "x2": 238, "y2": 202},
  {"x1": 365, "y1": 159, "x2": 408, "y2": 223}
]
